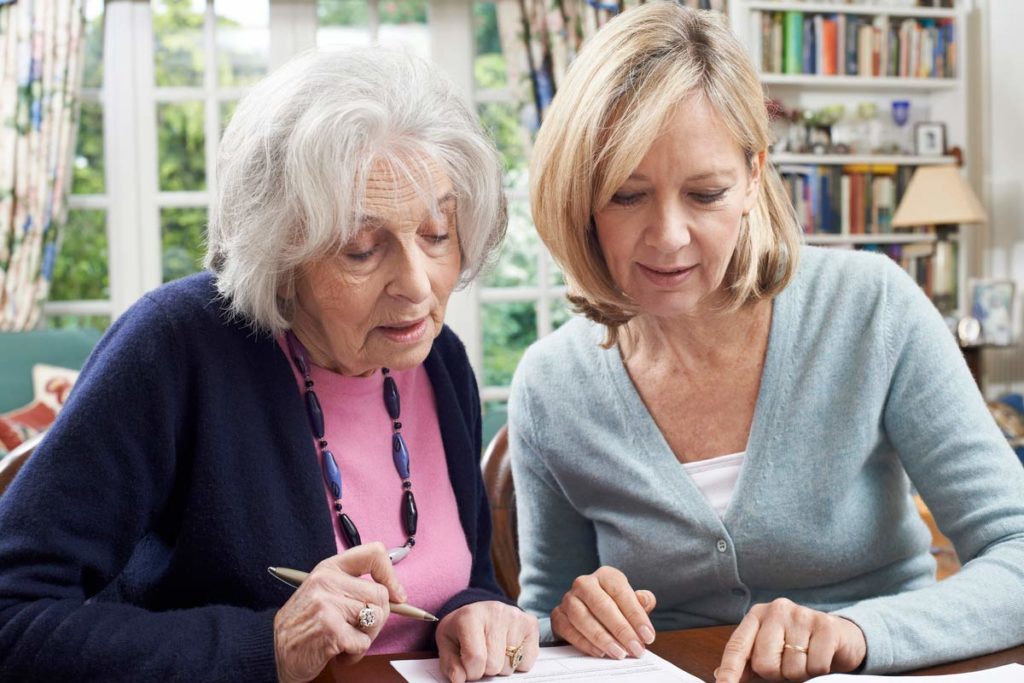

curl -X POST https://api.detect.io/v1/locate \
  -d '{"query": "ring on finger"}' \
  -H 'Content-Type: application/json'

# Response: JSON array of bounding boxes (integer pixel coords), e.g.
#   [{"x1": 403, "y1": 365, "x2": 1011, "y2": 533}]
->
[
  {"x1": 505, "y1": 644, "x2": 524, "y2": 669},
  {"x1": 783, "y1": 641, "x2": 809, "y2": 654},
  {"x1": 357, "y1": 604, "x2": 376, "y2": 630}
]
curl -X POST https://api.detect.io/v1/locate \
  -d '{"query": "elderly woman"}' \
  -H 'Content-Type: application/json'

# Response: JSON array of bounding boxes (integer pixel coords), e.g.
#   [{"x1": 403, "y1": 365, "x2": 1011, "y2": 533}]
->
[
  {"x1": 0, "y1": 49, "x2": 538, "y2": 682},
  {"x1": 509, "y1": 4, "x2": 1024, "y2": 683}
]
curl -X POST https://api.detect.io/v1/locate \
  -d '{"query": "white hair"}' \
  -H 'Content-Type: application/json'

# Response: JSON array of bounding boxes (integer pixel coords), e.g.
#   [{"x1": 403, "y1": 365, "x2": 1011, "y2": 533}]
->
[{"x1": 205, "y1": 47, "x2": 507, "y2": 334}]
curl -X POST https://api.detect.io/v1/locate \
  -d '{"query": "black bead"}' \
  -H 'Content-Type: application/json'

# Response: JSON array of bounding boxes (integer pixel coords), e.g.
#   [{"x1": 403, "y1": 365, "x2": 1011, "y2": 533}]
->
[
  {"x1": 304, "y1": 379, "x2": 314, "y2": 388},
  {"x1": 383, "y1": 376, "x2": 401, "y2": 420},
  {"x1": 334, "y1": 502, "x2": 343, "y2": 511},
  {"x1": 304, "y1": 389, "x2": 325, "y2": 439},
  {"x1": 319, "y1": 439, "x2": 328, "y2": 449},
  {"x1": 393, "y1": 421, "x2": 402, "y2": 430},
  {"x1": 402, "y1": 490, "x2": 418, "y2": 536},
  {"x1": 339, "y1": 513, "x2": 362, "y2": 547},
  {"x1": 402, "y1": 480, "x2": 412, "y2": 489},
  {"x1": 407, "y1": 537, "x2": 415, "y2": 546}
]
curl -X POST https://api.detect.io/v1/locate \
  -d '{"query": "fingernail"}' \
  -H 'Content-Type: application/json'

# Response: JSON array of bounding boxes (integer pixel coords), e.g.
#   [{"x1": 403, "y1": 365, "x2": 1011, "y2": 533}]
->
[
  {"x1": 607, "y1": 643, "x2": 627, "y2": 659},
  {"x1": 639, "y1": 625, "x2": 655, "y2": 644},
  {"x1": 627, "y1": 640, "x2": 644, "y2": 658}
]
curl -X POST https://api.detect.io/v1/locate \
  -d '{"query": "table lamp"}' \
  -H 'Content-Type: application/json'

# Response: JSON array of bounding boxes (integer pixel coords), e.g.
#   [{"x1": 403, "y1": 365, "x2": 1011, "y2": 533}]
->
[{"x1": 891, "y1": 165, "x2": 987, "y2": 315}]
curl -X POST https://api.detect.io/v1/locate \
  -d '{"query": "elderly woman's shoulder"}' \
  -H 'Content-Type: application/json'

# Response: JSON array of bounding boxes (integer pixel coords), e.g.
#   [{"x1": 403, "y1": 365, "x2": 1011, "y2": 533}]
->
[{"x1": 116, "y1": 271, "x2": 242, "y2": 340}]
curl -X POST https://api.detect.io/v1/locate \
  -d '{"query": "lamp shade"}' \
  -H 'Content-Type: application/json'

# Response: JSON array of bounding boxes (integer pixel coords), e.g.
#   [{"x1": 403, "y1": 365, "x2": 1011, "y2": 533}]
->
[{"x1": 891, "y1": 165, "x2": 988, "y2": 227}]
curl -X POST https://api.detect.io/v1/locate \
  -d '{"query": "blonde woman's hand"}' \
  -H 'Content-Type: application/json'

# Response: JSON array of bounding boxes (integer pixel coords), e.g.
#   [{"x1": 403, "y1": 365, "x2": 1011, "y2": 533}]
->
[
  {"x1": 550, "y1": 566, "x2": 657, "y2": 660},
  {"x1": 436, "y1": 601, "x2": 539, "y2": 682},
  {"x1": 273, "y1": 542, "x2": 406, "y2": 683},
  {"x1": 714, "y1": 598, "x2": 866, "y2": 683}
]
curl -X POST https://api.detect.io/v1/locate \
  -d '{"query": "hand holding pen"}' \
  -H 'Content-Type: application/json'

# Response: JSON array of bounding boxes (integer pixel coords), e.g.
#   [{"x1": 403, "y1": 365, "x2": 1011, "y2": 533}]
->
[
  {"x1": 271, "y1": 543, "x2": 415, "y2": 683},
  {"x1": 268, "y1": 566, "x2": 438, "y2": 622}
]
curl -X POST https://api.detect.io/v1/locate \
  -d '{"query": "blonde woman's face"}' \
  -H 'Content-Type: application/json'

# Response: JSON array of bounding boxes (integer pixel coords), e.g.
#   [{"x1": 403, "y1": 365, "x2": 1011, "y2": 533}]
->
[
  {"x1": 594, "y1": 94, "x2": 762, "y2": 319},
  {"x1": 291, "y1": 159, "x2": 461, "y2": 376}
]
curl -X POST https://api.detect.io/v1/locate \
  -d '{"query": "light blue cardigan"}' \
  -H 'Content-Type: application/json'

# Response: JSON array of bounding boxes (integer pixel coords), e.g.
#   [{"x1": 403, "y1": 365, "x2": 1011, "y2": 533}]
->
[{"x1": 508, "y1": 246, "x2": 1024, "y2": 673}]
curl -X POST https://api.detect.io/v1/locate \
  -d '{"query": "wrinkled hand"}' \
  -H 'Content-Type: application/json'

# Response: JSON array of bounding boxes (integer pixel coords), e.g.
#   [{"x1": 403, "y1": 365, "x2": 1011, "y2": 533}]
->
[
  {"x1": 273, "y1": 543, "x2": 406, "y2": 683},
  {"x1": 715, "y1": 598, "x2": 866, "y2": 683},
  {"x1": 550, "y1": 566, "x2": 657, "y2": 660},
  {"x1": 436, "y1": 601, "x2": 539, "y2": 682}
]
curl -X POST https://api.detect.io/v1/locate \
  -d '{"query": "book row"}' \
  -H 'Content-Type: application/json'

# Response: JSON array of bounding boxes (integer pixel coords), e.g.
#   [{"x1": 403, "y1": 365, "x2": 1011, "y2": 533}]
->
[
  {"x1": 750, "y1": 10, "x2": 957, "y2": 79},
  {"x1": 779, "y1": 164, "x2": 916, "y2": 235}
]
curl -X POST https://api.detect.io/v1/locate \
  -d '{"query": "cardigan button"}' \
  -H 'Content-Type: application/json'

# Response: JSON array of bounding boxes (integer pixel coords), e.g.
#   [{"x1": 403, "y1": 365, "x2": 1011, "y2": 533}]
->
[{"x1": 716, "y1": 539, "x2": 728, "y2": 553}]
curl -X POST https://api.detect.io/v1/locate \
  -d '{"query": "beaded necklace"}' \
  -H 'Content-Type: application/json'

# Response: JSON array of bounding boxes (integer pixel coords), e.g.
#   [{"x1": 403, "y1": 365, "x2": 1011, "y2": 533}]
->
[{"x1": 286, "y1": 332, "x2": 418, "y2": 564}]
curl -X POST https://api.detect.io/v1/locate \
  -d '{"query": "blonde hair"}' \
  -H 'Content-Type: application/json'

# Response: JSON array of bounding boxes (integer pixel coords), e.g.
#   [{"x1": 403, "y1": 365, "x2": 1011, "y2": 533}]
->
[
  {"x1": 530, "y1": 1, "x2": 800, "y2": 345},
  {"x1": 206, "y1": 48, "x2": 506, "y2": 334}
]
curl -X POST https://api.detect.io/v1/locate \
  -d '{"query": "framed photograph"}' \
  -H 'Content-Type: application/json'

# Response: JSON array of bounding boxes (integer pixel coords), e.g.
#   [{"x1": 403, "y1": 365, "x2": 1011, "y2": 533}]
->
[
  {"x1": 970, "y1": 279, "x2": 1016, "y2": 346},
  {"x1": 914, "y1": 122, "x2": 947, "y2": 156}
]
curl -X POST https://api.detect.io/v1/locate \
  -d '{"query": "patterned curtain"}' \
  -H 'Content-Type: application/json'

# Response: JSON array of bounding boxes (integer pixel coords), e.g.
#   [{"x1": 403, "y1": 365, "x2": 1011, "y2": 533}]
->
[
  {"x1": 497, "y1": 0, "x2": 727, "y2": 131},
  {"x1": 0, "y1": 0, "x2": 87, "y2": 331}
]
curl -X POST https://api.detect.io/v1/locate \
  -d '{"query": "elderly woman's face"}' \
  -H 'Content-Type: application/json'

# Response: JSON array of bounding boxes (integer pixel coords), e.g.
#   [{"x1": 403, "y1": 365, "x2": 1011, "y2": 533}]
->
[
  {"x1": 593, "y1": 94, "x2": 762, "y2": 320},
  {"x1": 292, "y1": 159, "x2": 461, "y2": 376}
]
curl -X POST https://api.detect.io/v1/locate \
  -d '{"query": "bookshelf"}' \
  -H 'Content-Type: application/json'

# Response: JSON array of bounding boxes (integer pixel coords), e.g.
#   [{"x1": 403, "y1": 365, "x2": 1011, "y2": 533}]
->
[{"x1": 729, "y1": 0, "x2": 972, "y2": 314}]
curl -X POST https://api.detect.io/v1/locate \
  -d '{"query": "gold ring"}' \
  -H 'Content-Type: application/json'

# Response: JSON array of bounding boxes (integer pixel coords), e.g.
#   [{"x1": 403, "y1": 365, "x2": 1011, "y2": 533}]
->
[
  {"x1": 505, "y1": 644, "x2": 524, "y2": 669},
  {"x1": 783, "y1": 642, "x2": 809, "y2": 654}
]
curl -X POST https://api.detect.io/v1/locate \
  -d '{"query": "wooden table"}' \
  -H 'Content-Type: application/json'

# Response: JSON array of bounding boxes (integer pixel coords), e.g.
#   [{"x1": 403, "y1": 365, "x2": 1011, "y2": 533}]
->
[{"x1": 319, "y1": 625, "x2": 1024, "y2": 682}]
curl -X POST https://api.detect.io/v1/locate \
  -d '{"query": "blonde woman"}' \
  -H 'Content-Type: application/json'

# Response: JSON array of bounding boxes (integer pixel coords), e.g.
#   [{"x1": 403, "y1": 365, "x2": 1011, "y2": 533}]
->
[{"x1": 508, "y1": 3, "x2": 1024, "y2": 682}]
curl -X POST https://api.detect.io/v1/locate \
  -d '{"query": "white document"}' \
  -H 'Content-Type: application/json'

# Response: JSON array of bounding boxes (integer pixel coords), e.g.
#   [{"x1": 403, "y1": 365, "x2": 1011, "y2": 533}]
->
[
  {"x1": 808, "y1": 663, "x2": 1024, "y2": 682},
  {"x1": 390, "y1": 645, "x2": 702, "y2": 683}
]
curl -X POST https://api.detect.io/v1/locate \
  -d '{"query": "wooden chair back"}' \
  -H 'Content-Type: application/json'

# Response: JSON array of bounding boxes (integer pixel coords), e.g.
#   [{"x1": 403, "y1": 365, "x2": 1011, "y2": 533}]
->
[{"x1": 481, "y1": 425, "x2": 520, "y2": 600}]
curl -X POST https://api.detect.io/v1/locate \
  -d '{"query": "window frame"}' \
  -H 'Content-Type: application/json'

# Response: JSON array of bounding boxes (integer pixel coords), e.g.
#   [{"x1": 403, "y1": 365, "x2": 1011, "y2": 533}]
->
[{"x1": 48, "y1": 0, "x2": 569, "y2": 400}]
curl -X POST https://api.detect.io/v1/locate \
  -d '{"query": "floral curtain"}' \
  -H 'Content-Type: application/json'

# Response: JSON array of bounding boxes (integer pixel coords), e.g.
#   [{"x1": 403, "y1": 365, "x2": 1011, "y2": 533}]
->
[
  {"x1": 0, "y1": 0, "x2": 86, "y2": 331},
  {"x1": 497, "y1": 0, "x2": 727, "y2": 131}
]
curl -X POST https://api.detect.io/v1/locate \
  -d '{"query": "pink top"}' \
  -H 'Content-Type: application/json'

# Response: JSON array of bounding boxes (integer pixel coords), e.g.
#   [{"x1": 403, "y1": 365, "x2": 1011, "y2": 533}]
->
[{"x1": 279, "y1": 338, "x2": 473, "y2": 653}]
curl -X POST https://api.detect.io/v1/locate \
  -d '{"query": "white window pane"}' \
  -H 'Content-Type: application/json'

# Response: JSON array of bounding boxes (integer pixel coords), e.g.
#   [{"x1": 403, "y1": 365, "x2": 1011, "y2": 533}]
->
[
  {"x1": 215, "y1": 0, "x2": 270, "y2": 86},
  {"x1": 378, "y1": 0, "x2": 429, "y2": 59},
  {"x1": 482, "y1": 301, "x2": 537, "y2": 387},
  {"x1": 161, "y1": 207, "x2": 208, "y2": 283},
  {"x1": 51, "y1": 210, "x2": 110, "y2": 302},
  {"x1": 82, "y1": 0, "x2": 104, "y2": 88},
  {"x1": 157, "y1": 102, "x2": 207, "y2": 192},
  {"x1": 73, "y1": 101, "x2": 104, "y2": 195},
  {"x1": 484, "y1": 199, "x2": 538, "y2": 288},
  {"x1": 318, "y1": 0, "x2": 371, "y2": 49},
  {"x1": 152, "y1": 0, "x2": 206, "y2": 87}
]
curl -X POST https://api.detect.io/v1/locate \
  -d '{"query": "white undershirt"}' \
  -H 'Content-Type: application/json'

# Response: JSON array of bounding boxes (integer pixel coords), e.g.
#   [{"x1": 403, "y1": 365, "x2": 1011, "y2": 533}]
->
[{"x1": 681, "y1": 451, "x2": 745, "y2": 518}]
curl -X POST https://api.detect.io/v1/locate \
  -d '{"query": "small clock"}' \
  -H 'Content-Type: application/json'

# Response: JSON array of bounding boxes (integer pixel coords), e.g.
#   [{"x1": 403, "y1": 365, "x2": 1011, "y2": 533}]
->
[{"x1": 957, "y1": 316, "x2": 982, "y2": 347}]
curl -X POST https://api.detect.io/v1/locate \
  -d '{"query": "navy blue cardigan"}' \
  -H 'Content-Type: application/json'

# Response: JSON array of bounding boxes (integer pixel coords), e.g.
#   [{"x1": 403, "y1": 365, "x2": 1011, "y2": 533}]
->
[{"x1": 0, "y1": 273, "x2": 511, "y2": 682}]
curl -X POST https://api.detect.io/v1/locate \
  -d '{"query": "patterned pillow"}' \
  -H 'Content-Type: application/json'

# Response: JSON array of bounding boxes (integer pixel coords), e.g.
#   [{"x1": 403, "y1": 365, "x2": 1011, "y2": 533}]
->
[{"x1": 0, "y1": 364, "x2": 78, "y2": 458}]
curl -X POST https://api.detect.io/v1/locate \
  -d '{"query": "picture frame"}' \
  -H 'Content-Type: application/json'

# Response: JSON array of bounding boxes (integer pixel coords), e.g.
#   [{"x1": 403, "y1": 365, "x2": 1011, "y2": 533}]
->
[
  {"x1": 970, "y1": 279, "x2": 1016, "y2": 346},
  {"x1": 914, "y1": 122, "x2": 947, "y2": 156}
]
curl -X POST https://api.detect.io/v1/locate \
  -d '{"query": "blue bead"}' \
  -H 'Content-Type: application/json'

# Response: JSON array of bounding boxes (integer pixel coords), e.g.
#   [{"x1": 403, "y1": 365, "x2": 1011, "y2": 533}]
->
[
  {"x1": 322, "y1": 449, "x2": 342, "y2": 499},
  {"x1": 305, "y1": 390, "x2": 324, "y2": 439},
  {"x1": 383, "y1": 376, "x2": 400, "y2": 420},
  {"x1": 392, "y1": 433, "x2": 410, "y2": 479}
]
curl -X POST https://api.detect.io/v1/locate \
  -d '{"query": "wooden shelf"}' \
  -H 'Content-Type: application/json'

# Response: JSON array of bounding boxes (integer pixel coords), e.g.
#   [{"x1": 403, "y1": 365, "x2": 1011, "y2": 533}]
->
[
  {"x1": 745, "y1": 1, "x2": 958, "y2": 19},
  {"x1": 760, "y1": 74, "x2": 959, "y2": 91},
  {"x1": 773, "y1": 153, "x2": 957, "y2": 165},
  {"x1": 804, "y1": 233, "x2": 937, "y2": 245}
]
